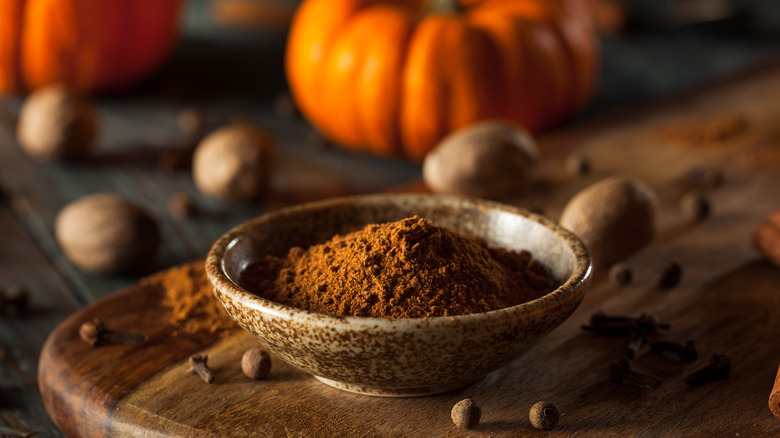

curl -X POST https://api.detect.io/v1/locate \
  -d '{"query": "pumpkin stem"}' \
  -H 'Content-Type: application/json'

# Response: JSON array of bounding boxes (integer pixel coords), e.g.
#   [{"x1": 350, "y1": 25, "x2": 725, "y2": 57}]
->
[{"x1": 427, "y1": 0, "x2": 463, "y2": 15}]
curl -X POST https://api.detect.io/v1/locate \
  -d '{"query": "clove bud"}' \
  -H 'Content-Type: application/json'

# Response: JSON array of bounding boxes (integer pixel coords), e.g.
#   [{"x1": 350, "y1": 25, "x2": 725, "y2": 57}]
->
[
  {"x1": 650, "y1": 340, "x2": 697, "y2": 363},
  {"x1": 188, "y1": 355, "x2": 215, "y2": 384},
  {"x1": 79, "y1": 318, "x2": 148, "y2": 347},
  {"x1": 583, "y1": 311, "x2": 669, "y2": 338},
  {"x1": 609, "y1": 357, "x2": 662, "y2": 390},
  {"x1": 685, "y1": 353, "x2": 731, "y2": 386}
]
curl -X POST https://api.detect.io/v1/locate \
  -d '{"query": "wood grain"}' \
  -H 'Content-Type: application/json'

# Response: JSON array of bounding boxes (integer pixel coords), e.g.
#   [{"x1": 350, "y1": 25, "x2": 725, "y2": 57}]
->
[{"x1": 38, "y1": 63, "x2": 780, "y2": 436}]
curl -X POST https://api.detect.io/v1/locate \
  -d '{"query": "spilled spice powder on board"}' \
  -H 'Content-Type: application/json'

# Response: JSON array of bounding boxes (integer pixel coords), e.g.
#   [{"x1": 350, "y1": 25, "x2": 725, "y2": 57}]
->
[
  {"x1": 142, "y1": 262, "x2": 237, "y2": 336},
  {"x1": 241, "y1": 216, "x2": 552, "y2": 318},
  {"x1": 657, "y1": 113, "x2": 747, "y2": 147}
]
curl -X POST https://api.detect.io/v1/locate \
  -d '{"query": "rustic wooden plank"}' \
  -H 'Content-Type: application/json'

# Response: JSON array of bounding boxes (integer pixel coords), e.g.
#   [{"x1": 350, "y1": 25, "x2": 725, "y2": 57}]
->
[{"x1": 0, "y1": 201, "x2": 83, "y2": 438}]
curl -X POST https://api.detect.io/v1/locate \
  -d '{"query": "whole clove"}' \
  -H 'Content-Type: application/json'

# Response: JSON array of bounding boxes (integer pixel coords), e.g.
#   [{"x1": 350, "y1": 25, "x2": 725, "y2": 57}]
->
[
  {"x1": 685, "y1": 353, "x2": 731, "y2": 386},
  {"x1": 625, "y1": 328, "x2": 647, "y2": 359},
  {"x1": 79, "y1": 318, "x2": 148, "y2": 347},
  {"x1": 650, "y1": 340, "x2": 698, "y2": 363},
  {"x1": 583, "y1": 311, "x2": 669, "y2": 338},
  {"x1": 609, "y1": 357, "x2": 662, "y2": 390},
  {"x1": 658, "y1": 261, "x2": 683, "y2": 289},
  {"x1": 188, "y1": 355, "x2": 215, "y2": 384}
]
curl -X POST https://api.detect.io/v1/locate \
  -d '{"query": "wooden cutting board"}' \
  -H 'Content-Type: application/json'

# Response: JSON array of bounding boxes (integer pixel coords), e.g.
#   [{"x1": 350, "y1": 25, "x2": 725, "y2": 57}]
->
[{"x1": 39, "y1": 64, "x2": 780, "y2": 437}]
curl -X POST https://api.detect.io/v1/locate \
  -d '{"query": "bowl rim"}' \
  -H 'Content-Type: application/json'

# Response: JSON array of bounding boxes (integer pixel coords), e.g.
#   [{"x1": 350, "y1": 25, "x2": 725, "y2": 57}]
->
[{"x1": 206, "y1": 193, "x2": 592, "y2": 326}]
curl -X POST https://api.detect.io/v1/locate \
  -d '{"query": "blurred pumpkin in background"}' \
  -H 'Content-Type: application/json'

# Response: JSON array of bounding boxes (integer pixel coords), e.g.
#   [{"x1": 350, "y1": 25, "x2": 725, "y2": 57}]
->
[
  {"x1": 0, "y1": 0, "x2": 183, "y2": 94},
  {"x1": 286, "y1": 0, "x2": 599, "y2": 161}
]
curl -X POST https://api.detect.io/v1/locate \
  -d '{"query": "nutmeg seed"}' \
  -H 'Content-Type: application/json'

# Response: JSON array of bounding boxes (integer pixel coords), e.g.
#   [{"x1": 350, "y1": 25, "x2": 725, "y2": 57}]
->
[
  {"x1": 55, "y1": 193, "x2": 160, "y2": 274},
  {"x1": 559, "y1": 176, "x2": 658, "y2": 269},
  {"x1": 193, "y1": 122, "x2": 274, "y2": 202},
  {"x1": 17, "y1": 84, "x2": 97, "y2": 161},
  {"x1": 423, "y1": 121, "x2": 539, "y2": 199}
]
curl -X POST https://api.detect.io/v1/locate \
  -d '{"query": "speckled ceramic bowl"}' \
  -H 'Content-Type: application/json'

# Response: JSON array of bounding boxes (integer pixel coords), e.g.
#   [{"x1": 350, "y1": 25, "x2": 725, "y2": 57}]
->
[{"x1": 206, "y1": 194, "x2": 591, "y2": 397}]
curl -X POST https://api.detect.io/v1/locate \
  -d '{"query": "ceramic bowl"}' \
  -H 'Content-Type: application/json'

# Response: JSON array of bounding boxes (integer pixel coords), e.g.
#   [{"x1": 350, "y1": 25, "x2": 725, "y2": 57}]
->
[{"x1": 206, "y1": 194, "x2": 591, "y2": 397}]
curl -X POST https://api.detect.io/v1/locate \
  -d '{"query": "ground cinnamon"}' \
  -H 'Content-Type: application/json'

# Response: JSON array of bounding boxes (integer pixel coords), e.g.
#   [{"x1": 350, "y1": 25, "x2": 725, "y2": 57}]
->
[
  {"x1": 142, "y1": 263, "x2": 237, "y2": 335},
  {"x1": 657, "y1": 113, "x2": 747, "y2": 147},
  {"x1": 241, "y1": 216, "x2": 552, "y2": 318}
]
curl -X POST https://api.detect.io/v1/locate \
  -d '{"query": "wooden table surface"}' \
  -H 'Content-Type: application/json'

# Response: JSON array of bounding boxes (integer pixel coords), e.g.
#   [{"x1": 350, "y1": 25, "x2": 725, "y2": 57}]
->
[{"x1": 4, "y1": 2, "x2": 780, "y2": 436}]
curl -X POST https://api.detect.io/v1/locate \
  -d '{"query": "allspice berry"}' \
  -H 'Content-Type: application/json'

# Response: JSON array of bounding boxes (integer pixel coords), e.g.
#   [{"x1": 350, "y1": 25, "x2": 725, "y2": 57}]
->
[
  {"x1": 529, "y1": 401, "x2": 560, "y2": 430},
  {"x1": 55, "y1": 193, "x2": 160, "y2": 274},
  {"x1": 559, "y1": 177, "x2": 658, "y2": 269},
  {"x1": 680, "y1": 191, "x2": 711, "y2": 222},
  {"x1": 565, "y1": 152, "x2": 591, "y2": 177},
  {"x1": 17, "y1": 84, "x2": 97, "y2": 161},
  {"x1": 451, "y1": 398, "x2": 481, "y2": 430},
  {"x1": 423, "y1": 121, "x2": 539, "y2": 199},
  {"x1": 177, "y1": 108, "x2": 205, "y2": 139},
  {"x1": 241, "y1": 348, "x2": 272, "y2": 380},
  {"x1": 609, "y1": 262, "x2": 633, "y2": 287},
  {"x1": 658, "y1": 261, "x2": 683, "y2": 289},
  {"x1": 193, "y1": 122, "x2": 274, "y2": 202}
]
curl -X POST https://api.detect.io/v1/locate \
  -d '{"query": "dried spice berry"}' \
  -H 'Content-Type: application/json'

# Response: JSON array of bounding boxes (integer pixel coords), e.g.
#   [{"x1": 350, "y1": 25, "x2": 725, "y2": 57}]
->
[
  {"x1": 688, "y1": 167, "x2": 724, "y2": 188},
  {"x1": 3, "y1": 285, "x2": 29, "y2": 315},
  {"x1": 565, "y1": 152, "x2": 591, "y2": 177},
  {"x1": 177, "y1": 108, "x2": 205, "y2": 139},
  {"x1": 451, "y1": 398, "x2": 481, "y2": 430},
  {"x1": 242, "y1": 348, "x2": 271, "y2": 380},
  {"x1": 529, "y1": 401, "x2": 560, "y2": 430},
  {"x1": 168, "y1": 192, "x2": 196, "y2": 220},
  {"x1": 658, "y1": 261, "x2": 683, "y2": 289},
  {"x1": 609, "y1": 263, "x2": 633, "y2": 287},
  {"x1": 680, "y1": 192, "x2": 711, "y2": 222}
]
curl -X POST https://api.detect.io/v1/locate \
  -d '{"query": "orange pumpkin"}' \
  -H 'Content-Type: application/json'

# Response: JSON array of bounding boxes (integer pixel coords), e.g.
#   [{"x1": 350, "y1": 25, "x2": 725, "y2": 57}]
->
[
  {"x1": 0, "y1": 0, "x2": 183, "y2": 94},
  {"x1": 286, "y1": 0, "x2": 599, "y2": 161}
]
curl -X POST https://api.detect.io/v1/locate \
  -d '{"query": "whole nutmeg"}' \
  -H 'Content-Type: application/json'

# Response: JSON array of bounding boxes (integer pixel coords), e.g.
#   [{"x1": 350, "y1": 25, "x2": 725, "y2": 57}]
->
[
  {"x1": 423, "y1": 121, "x2": 539, "y2": 199},
  {"x1": 451, "y1": 398, "x2": 481, "y2": 429},
  {"x1": 17, "y1": 84, "x2": 97, "y2": 161},
  {"x1": 193, "y1": 122, "x2": 274, "y2": 202},
  {"x1": 241, "y1": 348, "x2": 272, "y2": 380},
  {"x1": 559, "y1": 176, "x2": 657, "y2": 269},
  {"x1": 55, "y1": 193, "x2": 160, "y2": 274}
]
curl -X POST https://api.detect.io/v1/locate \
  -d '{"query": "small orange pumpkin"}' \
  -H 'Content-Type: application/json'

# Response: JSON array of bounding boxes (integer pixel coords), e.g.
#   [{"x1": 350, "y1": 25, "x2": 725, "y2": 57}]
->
[
  {"x1": 0, "y1": 0, "x2": 183, "y2": 94},
  {"x1": 286, "y1": 0, "x2": 599, "y2": 161}
]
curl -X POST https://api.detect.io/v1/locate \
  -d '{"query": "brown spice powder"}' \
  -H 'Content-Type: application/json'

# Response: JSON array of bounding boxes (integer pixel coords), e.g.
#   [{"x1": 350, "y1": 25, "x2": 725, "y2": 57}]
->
[
  {"x1": 658, "y1": 113, "x2": 747, "y2": 147},
  {"x1": 143, "y1": 263, "x2": 237, "y2": 335},
  {"x1": 241, "y1": 216, "x2": 552, "y2": 318}
]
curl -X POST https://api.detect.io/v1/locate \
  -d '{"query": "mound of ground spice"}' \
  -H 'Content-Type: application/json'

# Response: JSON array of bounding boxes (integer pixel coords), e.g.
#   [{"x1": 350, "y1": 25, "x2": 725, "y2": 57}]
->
[
  {"x1": 240, "y1": 216, "x2": 552, "y2": 318},
  {"x1": 142, "y1": 262, "x2": 237, "y2": 336}
]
